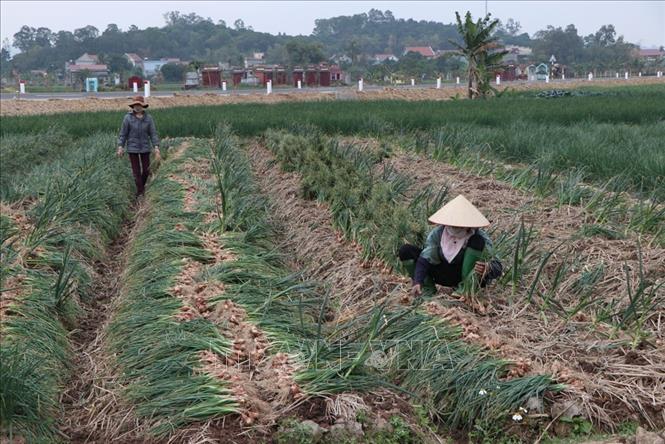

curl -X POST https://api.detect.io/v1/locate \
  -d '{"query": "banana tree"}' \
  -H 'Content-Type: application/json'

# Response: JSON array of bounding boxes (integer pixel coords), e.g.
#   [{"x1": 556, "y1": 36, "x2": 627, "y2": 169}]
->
[{"x1": 450, "y1": 11, "x2": 508, "y2": 99}]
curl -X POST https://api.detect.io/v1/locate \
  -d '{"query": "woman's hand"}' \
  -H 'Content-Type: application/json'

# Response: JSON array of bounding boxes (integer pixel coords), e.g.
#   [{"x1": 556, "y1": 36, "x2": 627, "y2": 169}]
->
[
  {"x1": 154, "y1": 147, "x2": 161, "y2": 161},
  {"x1": 474, "y1": 262, "x2": 488, "y2": 278},
  {"x1": 116, "y1": 146, "x2": 124, "y2": 157},
  {"x1": 412, "y1": 284, "x2": 422, "y2": 297}
]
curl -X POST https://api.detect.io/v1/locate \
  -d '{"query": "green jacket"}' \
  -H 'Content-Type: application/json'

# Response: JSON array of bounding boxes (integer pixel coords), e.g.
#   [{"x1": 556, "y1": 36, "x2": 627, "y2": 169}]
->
[{"x1": 420, "y1": 226, "x2": 493, "y2": 265}]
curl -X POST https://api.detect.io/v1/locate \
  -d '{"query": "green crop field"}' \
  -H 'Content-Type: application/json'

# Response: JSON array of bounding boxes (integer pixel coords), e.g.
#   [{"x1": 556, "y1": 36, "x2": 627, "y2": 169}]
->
[{"x1": 1, "y1": 84, "x2": 663, "y2": 443}]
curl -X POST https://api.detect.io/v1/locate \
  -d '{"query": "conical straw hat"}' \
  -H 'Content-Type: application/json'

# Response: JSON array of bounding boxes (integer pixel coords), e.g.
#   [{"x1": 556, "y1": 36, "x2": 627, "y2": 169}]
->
[{"x1": 428, "y1": 195, "x2": 490, "y2": 227}]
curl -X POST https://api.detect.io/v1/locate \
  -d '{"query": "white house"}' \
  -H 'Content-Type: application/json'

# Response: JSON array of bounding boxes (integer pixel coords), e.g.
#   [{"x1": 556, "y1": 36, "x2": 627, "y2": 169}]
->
[
  {"x1": 244, "y1": 52, "x2": 265, "y2": 68},
  {"x1": 142, "y1": 58, "x2": 182, "y2": 77},
  {"x1": 372, "y1": 54, "x2": 399, "y2": 64}
]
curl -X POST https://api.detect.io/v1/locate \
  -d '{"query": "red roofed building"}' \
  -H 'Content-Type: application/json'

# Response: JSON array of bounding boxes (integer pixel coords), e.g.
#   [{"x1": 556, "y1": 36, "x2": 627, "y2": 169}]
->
[
  {"x1": 330, "y1": 65, "x2": 343, "y2": 82},
  {"x1": 403, "y1": 46, "x2": 436, "y2": 58},
  {"x1": 75, "y1": 53, "x2": 100, "y2": 65},
  {"x1": 125, "y1": 53, "x2": 143, "y2": 70},
  {"x1": 638, "y1": 48, "x2": 665, "y2": 62},
  {"x1": 65, "y1": 62, "x2": 109, "y2": 86}
]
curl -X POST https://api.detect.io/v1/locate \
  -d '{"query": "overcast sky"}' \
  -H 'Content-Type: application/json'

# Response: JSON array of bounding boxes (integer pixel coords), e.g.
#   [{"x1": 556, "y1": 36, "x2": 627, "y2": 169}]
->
[{"x1": 2, "y1": 1, "x2": 664, "y2": 52}]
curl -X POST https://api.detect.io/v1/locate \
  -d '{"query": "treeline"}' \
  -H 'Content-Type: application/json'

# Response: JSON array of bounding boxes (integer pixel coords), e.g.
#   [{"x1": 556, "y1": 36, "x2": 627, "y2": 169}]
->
[{"x1": 1, "y1": 9, "x2": 657, "y2": 79}]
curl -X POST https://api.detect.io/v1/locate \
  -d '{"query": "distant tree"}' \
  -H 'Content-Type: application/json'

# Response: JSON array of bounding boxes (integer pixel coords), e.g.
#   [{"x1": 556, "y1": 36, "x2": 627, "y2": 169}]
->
[
  {"x1": 13, "y1": 26, "x2": 37, "y2": 52},
  {"x1": 450, "y1": 11, "x2": 507, "y2": 99},
  {"x1": 533, "y1": 25, "x2": 584, "y2": 65},
  {"x1": 160, "y1": 62, "x2": 186, "y2": 81},
  {"x1": 285, "y1": 40, "x2": 325, "y2": 65},
  {"x1": 189, "y1": 60, "x2": 204, "y2": 71},
  {"x1": 398, "y1": 51, "x2": 428, "y2": 77},
  {"x1": 504, "y1": 18, "x2": 522, "y2": 36},
  {"x1": 74, "y1": 26, "x2": 99, "y2": 42},
  {"x1": 106, "y1": 53, "x2": 131, "y2": 73},
  {"x1": 346, "y1": 39, "x2": 361, "y2": 63},
  {"x1": 234, "y1": 19, "x2": 246, "y2": 31},
  {"x1": 265, "y1": 43, "x2": 289, "y2": 64},
  {"x1": 368, "y1": 9, "x2": 394, "y2": 24},
  {"x1": 585, "y1": 24, "x2": 617, "y2": 47},
  {"x1": 494, "y1": 18, "x2": 530, "y2": 47},
  {"x1": 582, "y1": 25, "x2": 638, "y2": 70},
  {"x1": 1, "y1": 39, "x2": 11, "y2": 77},
  {"x1": 34, "y1": 27, "x2": 54, "y2": 48},
  {"x1": 104, "y1": 24, "x2": 121, "y2": 35},
  {"x1": 53, "y1": 30, "x2": 79, "y2": 57}
]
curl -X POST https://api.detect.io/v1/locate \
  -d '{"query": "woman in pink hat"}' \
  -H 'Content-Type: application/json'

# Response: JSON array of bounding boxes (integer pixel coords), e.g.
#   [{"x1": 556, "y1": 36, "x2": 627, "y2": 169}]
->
[
  {"x1": 117, "y1": 95, "x2": 161, "y2": 197},
  {"x1": 399, "y1": 195, "x2": 503, "y2": 297}
]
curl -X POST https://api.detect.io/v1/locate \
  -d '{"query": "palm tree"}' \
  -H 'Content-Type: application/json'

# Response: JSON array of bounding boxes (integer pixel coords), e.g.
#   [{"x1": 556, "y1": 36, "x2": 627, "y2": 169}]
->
[{"x1": 450, "y1": 11, "x2": 508, "y2": 99}]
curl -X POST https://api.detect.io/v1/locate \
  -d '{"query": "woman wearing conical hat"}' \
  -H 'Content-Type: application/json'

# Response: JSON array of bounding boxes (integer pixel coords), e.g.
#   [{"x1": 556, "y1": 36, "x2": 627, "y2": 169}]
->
[
  {"x1": 116, "y1": 95, "x2": 161, "y2": 197},
  {"x1": 399, "y1": 195, "x2": 503, "y2": 297}
]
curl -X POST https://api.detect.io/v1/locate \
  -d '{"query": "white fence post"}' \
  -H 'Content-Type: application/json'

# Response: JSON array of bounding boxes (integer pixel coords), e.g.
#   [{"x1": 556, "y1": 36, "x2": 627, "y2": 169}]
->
[
  {"x1": 222, "y1": 81, "x2": 227, "y2": 91},
  {"x1": 638, "y1": 72, "x2": 642, "y2": 77},
  {"x1": 297, "y1": 80, "x2": 302, "y2": 89},
  {"x1": 144, "y1": 81, "x2": 150, "y2": 97},
  {"x1": 358, "y1": 78, "x2": 364, "y2": 91},
  {"x1": 456, "y1": 76, "x2": 460, "y2": 85},
  {"x1": 496, "y1": 75, "x2": 500, "y2": 85},
  {"x1": 436, "y1": 77, "x2": 441, "y2": 89},
  {"x1": 266, "y1": 80, "x2": 272, "y2": 94},
  {"x1": 545, "y1": 75, "x2": 550, "y2": 83},
  {"x1": 19, "y1": 81, "x2": 26, "y2": 94},
  {"x1": 411, "y1": 78, "x2": 415, "y2": 86},
  {"x1": 133, "y1": 82, "x2": 138, "y2": 93},
  {"x1": 562, "y1": 73, "x2": 565, "y2": 80},
  {"x1": 588, "y1": 73, "x2": 593, "y2": 81}
]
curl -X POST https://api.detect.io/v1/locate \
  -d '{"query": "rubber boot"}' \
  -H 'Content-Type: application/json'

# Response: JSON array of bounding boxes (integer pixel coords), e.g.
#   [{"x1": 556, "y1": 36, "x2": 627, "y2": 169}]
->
[
  {"x1": 458, "y1": 247, "x2": 483, "y2": 293},
  {"x1": 401, "y1": 259, "x2": 416, "y2": 279},
  {"x1": 422, "y1": 275, "x2": 436, "y2": 296},
  {"x1": 402, "y1": 259, "x2": 435, "y2": 297}
]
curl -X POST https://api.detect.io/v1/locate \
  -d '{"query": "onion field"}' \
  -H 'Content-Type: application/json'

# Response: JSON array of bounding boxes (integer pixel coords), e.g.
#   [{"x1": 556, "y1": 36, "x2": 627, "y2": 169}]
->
[{"x1": 1, "y1": 84, "x2": 663, "y2": 443}]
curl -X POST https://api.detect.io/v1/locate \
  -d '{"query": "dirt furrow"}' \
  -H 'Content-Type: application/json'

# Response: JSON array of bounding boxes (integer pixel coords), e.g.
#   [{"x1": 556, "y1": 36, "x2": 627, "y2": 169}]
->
[
  {"x1": 247, "y1": 141, "x2": 409, "y2": 325},
  {"x1": 58, "y1": 201, "x2": 144, "y2": 443},
  {"x1": 246, "y1": 141, "x2": 446, "y2": 443}
]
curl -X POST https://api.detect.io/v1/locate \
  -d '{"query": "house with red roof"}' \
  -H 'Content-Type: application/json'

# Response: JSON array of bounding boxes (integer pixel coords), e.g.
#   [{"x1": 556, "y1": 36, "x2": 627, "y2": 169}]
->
[
  {"x1": 65, "y1": 53, "x2": 109, "y2": 86},
  {"x1": 125, "y1": 53, "x2": 143, "y2": 69},
  {"x1": 403, "y1": 46, "x2": 436, "y2": 58},
  {"x1": 638, "y1": 48, "x2": 665, "y2": 62}
]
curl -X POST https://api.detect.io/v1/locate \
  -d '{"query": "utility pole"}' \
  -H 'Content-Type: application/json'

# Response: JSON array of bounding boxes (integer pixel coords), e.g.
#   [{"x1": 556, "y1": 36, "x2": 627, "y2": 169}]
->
[{"x1": 485, "y1": 0, "x2": 488, "y2": 16}]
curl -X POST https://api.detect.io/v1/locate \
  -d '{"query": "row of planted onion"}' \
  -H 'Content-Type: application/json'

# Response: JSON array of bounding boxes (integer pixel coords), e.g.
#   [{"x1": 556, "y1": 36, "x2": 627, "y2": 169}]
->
[
  {"x1": 261, "y1": 128, "x2": 562, "y2": 431},
  {"x1": 1, "y1": 125, "x2": 560, "y2": 441},
  {"x1": 1, "y1": 133, "x2": 134, "y2": 441}
]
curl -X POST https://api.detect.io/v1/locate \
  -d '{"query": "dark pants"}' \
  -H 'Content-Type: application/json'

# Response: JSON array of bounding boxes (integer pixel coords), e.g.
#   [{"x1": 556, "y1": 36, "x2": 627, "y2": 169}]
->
[
  {"x1": 398, "y1": 243, "x2": 503, "y2": 288},
  {"x1": 129, "y1": 152, "x2": 151, "y2": 196}
]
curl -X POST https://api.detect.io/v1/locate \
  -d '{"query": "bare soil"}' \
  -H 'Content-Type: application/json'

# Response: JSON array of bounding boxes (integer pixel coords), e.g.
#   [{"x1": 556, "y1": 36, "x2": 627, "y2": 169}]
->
[
  {"x1": 58, "y1": 199, "x2": 142, "y2": 443},
  {"x1": 247, "y1": 141, "x2": 410, "y2": 326},
  {"x1": 2, "y1": 77, "x2": 662, "y2": 117}
]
